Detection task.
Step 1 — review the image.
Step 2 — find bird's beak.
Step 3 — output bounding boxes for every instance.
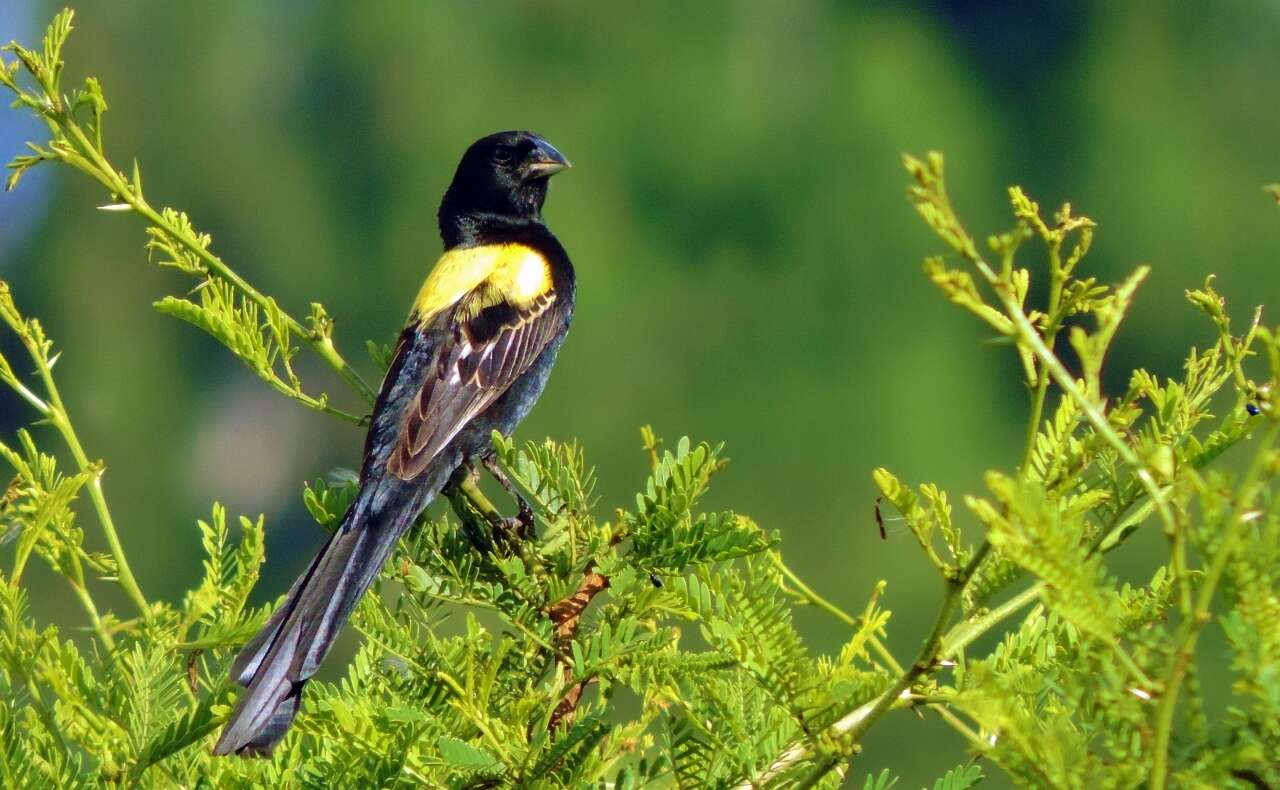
[523,138,571,178]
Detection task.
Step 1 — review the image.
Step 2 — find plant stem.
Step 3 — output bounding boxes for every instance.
[919,183,1176,542]
[792,755,847,790]
[1022,373,1051,473]
[929,703,989,755]
[1020,239,1065,475]
[65,552,115,650]
[846,542,991,743]
[123,203,377,406]
[775,554,1036,768]
[1148,418,1280,790]
[451,470,504,523]
[774,557,906,674]
[967,248,1174,517]
[258,375,366,425]
[940,582,1043,658]
[746,542,992,786]
[774,555,855,626]
[432,670,513,762]
[2,375,50,414]
[42,104,377,406]
[0,290,151,621]
[45,405,150,620]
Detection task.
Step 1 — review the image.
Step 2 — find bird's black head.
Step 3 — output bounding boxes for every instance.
[438,131,570,246]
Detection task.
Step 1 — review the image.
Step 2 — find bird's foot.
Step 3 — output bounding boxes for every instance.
[481,453,536,539]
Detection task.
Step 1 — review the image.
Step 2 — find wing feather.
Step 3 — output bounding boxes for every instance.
[386,283,563,481]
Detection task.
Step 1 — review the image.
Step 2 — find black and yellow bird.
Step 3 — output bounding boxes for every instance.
[214,131,574,756]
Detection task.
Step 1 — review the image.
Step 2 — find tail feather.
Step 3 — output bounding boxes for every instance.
[214,487,426,756]
[229,545,324,686]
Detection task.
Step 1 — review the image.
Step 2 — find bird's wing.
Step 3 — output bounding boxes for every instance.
[387,249,563,480]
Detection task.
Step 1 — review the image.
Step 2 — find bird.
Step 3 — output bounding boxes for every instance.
[213,131,574,756]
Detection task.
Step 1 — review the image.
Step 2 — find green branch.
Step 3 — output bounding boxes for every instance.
[750,542,993,786]
[909,156,1176,542]
[1148,418,1280,790]
[0,14,377,410]
[0,283,149,622]
[38,358,151,621]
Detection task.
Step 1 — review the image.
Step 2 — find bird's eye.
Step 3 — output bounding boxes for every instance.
[492,147,514,166]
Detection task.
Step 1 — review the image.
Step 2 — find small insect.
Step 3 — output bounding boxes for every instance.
[649,573,663,589]
[873,495,909,540]
[1246,402,1261,416]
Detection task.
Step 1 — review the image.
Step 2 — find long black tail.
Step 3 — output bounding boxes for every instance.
[213,484,428,756]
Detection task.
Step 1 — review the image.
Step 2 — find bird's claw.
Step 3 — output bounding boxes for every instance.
[513,495,536,539]
[480,453,536,539]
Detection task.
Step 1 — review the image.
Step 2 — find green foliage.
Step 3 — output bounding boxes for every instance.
[154,281,347,421]
[932,763,983,790]
[0,9,375,417]
[894,152,1280,788]
[1,9,1280,788]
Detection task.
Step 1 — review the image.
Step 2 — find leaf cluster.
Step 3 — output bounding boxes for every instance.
[877,152,1280,788]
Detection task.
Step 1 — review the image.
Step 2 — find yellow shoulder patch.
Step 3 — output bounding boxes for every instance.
[411,244,552,322]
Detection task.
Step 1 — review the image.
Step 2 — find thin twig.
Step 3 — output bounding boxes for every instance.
[0,286,149,621]
[43,384,150,620]
[0,66,377,406]
[1148,419,1280,789]
[547,567,609,731]
[745,542,992,786]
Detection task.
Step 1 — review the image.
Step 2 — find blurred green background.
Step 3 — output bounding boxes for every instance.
[2,2,1278,784]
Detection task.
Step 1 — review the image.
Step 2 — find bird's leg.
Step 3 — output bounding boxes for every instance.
[480,453,536,539]
[443,461,495,552]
